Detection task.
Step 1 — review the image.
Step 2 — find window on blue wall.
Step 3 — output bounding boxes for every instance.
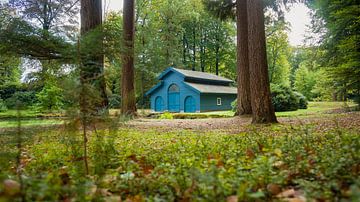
[169,84,180,92]
[217,98,222,106]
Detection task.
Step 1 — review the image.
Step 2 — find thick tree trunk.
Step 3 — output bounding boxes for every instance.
[80,0,108,113]
[247,0,277,123]
[121,0,137,115]
[236,0,252,116]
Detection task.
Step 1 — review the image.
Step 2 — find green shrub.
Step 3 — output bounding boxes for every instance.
[159,111,173,119]
[231,99,237,112]
[271,84,300,112]
[108,94,121,109]
[36,84,64,111]
[5,91,37,109]
[0,99,7,112]
[231,85,308,112]
[294,92,308,109]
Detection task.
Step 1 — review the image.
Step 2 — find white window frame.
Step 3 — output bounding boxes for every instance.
[217,97,222,106]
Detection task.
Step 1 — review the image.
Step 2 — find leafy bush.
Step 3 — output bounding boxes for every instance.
[231,85,308,112]
[0,99,7,112]
[271,84,302,112]
[5,91,37,109]
[231,99,237,112]
[108,94,121,109]
[159,111,173,119]
[36,84,64,111]
[294,92,308,109]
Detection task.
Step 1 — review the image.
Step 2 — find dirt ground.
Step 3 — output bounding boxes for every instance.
[126,112,360,134]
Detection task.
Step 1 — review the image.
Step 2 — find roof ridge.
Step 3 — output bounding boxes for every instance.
[171,67,233,82]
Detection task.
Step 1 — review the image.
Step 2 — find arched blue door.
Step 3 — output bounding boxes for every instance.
[184,96,196,113]
[155,96,164,112]
[168,84,180,112]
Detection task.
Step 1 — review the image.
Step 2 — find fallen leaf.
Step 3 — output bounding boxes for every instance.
[226,195,238,202]
[3,179,21,196]
[277,189,296,198]
[267,183,281,195]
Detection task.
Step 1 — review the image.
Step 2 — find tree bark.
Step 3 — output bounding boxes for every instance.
[247,0,277,123]
[121,0,137,115]
[236,0,252,116]
[80,0,108,113]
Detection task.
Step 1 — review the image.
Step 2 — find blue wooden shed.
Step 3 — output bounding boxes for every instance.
[145,67,237,113]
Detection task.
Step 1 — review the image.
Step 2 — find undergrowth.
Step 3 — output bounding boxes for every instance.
[0,123,359,201]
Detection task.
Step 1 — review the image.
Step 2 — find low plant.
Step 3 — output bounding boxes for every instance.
[159,111,174,119]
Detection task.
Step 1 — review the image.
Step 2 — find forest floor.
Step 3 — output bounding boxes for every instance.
[0,102,359,201]
[127,111,360,134]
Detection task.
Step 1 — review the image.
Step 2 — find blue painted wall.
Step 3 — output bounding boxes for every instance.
[200,94,237,112]
[150,71,200,112]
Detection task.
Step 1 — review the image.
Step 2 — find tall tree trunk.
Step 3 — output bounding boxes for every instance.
[80,0,108,113]
[121,0,137,115]
[236,0,252,116]
[247,0,277,124]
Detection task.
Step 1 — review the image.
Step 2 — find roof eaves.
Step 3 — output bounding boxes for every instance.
[145,81,164,96]
[182,82,201,94]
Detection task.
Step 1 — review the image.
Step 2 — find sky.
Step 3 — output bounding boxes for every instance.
[104,0,312,47]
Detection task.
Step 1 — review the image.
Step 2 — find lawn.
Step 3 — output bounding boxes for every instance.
[169,101,356,118]
[0,118,64,128]
[0,102,354,129]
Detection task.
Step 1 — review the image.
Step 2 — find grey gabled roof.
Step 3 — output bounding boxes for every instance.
[162,68,233,83]
[185,82,237,94]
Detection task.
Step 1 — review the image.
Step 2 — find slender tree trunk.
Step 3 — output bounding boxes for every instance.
[200,28,205,72]
[183,34,187,65]
[236,0,252,116]
[215,45,219,76]
[247,0,277,124]
[121,0,137,115]
[80,0,108,112]
[215,27,220,76]
[192,26,196,71]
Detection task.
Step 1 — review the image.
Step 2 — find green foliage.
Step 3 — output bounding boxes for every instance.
[5,91,37,109]
[231,99,237,112]
[266,21,291,85]
[271,84,300,112]
[159,111,174,119]
[108,94,121,109]
[294,65,317,100]
[0,98,7,112]
[307,0,360,102]
[294,92,308,109]
[1,123,359,201]
[36,83,63,111]
[232,85,309,112]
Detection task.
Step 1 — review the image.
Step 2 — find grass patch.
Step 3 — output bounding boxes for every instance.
[0,109,64,119]
[0,119,64,128]
[276,101,355,117]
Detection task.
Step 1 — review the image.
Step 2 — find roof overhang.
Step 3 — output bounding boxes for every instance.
[145,81,164,96]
